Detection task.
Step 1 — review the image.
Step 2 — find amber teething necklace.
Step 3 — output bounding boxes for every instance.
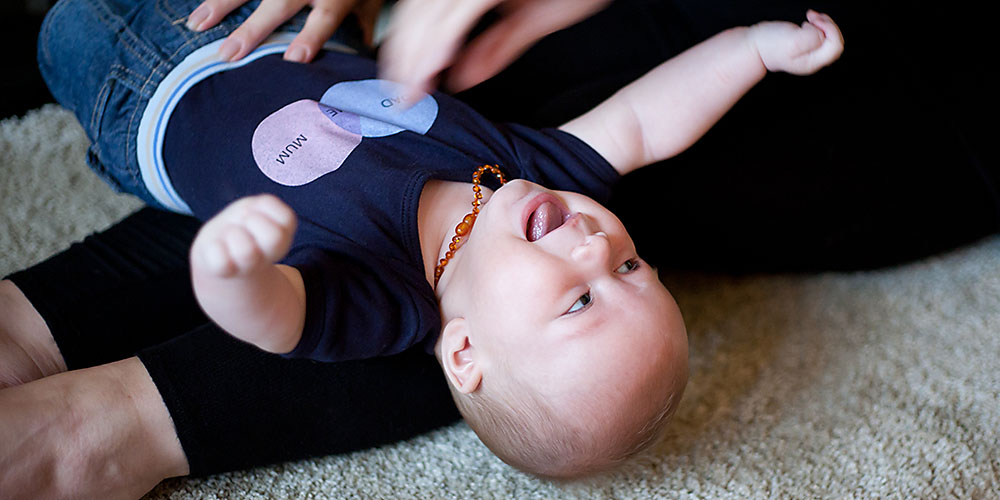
[433,164,507,288]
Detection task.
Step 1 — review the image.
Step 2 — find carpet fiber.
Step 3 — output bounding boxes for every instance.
[2,105,998,499]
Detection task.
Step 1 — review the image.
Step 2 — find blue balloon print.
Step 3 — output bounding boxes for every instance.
[320,79,438,138]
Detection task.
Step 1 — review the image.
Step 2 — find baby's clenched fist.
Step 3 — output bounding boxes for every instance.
[191,194,297,278]
[750,10,844,75]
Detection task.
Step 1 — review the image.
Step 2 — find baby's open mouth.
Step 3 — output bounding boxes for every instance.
[525,200,570,242]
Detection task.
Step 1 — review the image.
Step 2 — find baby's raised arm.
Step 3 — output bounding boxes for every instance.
[190,194,307,354]
[561,10,843,175]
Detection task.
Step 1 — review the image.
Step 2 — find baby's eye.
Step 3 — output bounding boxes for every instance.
[616,258,640,274]
[567,292,592,314]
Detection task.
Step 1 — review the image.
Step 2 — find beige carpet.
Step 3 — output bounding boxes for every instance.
[2,105,998,499]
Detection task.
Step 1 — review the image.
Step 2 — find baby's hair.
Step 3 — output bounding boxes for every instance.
[450,370,681,479]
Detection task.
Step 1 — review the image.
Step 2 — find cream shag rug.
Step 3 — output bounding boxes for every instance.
[2,105,998,499]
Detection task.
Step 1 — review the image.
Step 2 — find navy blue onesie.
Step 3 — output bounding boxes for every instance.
[153,45,619,361]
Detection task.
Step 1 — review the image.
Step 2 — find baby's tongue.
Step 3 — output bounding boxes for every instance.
[527,201,564,242]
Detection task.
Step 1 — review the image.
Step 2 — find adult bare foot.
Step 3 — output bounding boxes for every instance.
[0,357,190,499]
[0,279,67,388]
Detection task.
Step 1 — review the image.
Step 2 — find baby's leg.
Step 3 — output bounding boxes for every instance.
[0,281,66,388]
[0,357,188,499]
[37,0,238,206]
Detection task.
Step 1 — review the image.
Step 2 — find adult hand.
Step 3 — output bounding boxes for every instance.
[379,0,611,98]
[186,0,382,62]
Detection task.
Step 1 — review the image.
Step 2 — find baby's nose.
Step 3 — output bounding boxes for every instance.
[570,231,611,267]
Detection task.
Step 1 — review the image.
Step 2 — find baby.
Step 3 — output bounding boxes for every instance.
[48,2,842,478]
[190,10,842,476]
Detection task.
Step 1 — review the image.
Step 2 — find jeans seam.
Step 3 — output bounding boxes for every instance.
[109,64,149,94]
[88,79,112,139]
[155,0,192,32]
[103,64,148,189]
[85,0,165,85]
[126,93,145,188]
[118,35,166,91]
[132,9,180,192]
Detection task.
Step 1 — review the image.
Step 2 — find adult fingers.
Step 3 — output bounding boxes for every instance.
[379,0,502,100]
[187,0,253,32]
[351,0,383,46]
[218,0,311,61]
[442,6,540,92]
[285,0,354,62]
[445,0,610,92]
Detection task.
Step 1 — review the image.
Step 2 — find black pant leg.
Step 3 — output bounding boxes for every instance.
[7,207,460,475]
[139,324,458,476]
[6,208,207,368]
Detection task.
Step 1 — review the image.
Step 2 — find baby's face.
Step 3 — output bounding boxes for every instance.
[443,179,688,408]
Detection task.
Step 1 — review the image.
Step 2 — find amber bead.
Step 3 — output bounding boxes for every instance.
[434,164,507,288]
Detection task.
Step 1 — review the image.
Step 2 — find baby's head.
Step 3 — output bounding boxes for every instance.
[435,179,689,478]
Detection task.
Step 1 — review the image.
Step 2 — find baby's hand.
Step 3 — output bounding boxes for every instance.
[750,10,844,75]
[191,194,297,278]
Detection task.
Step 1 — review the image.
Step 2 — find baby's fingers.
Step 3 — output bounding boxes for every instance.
[804,10,844,67]
[218,225,264,275]
[195,224,263,278]
[196,195,297,277]
[198,235,240,277]
[245,194,297,231]
[241,199,297,262]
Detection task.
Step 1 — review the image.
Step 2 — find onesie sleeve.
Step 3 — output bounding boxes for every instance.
[280,247,441,361]
[502,123,621,205]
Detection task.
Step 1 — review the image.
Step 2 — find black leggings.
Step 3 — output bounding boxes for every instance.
[6,208,459,474]
[10,0,995,476]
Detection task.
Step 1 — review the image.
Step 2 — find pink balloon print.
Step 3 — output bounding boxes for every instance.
[251,100,362,186]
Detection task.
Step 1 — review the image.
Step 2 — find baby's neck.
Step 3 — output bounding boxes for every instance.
[417,180,494,294]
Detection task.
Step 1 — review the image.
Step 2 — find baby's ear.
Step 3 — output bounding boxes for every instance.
[439,317,482,394]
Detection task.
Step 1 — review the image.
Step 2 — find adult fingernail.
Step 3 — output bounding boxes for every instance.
[218,38,242,61]
[284,45,309,63]
[186,5,210,31]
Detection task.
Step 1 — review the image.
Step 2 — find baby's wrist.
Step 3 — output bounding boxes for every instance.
[742,24,769,73]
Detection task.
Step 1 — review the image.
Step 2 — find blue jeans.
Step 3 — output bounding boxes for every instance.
[38,0,367,208]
